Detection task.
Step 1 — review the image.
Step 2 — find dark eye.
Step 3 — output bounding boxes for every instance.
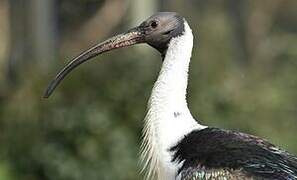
[150,21,158,29]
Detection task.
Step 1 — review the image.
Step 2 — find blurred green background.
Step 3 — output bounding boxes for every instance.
[0,0,296,179]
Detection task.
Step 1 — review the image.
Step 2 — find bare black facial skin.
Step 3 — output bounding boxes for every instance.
[138,12,185,55]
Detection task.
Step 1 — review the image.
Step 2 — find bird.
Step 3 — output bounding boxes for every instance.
[44,12,297,180]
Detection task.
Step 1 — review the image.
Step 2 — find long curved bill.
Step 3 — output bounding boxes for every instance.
[44,27,145,98]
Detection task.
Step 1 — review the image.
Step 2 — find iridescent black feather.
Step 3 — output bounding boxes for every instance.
[171,128,297,180]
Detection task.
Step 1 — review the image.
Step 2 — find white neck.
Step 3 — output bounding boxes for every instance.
[140,21,206,180]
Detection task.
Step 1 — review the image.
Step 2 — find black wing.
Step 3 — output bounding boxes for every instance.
[171,128,297,180]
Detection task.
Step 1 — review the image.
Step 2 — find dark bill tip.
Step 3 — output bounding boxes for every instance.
[44,81,55,98]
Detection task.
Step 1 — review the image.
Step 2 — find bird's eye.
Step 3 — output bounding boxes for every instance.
[150,21,158,29]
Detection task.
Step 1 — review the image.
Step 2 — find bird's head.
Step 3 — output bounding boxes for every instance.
[139,12,184,54]
[44,12,185,98]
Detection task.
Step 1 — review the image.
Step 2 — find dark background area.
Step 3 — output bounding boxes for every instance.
[0,0,296,179]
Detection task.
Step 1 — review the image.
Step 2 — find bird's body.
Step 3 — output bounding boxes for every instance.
[172,128,297,180]
[140,15,297,180]
[45,12,297,180]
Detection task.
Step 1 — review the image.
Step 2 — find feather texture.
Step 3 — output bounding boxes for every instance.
[171,128,297,180]
[140,21,205,180]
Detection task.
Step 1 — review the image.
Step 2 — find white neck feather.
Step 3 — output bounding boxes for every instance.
[140,21,206,180]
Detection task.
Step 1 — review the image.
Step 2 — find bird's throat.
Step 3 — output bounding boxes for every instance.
[141,22,205,180]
